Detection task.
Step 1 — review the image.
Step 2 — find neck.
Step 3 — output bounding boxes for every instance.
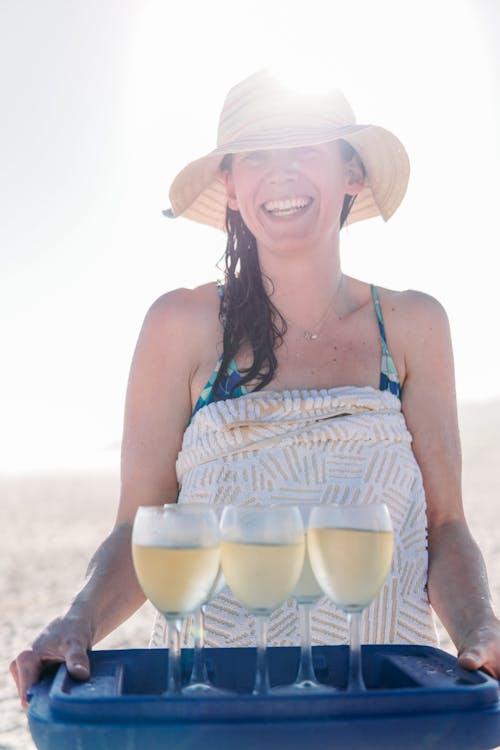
[257,239,345,323]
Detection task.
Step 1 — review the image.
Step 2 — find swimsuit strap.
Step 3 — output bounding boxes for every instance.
[371,284,401,398]
[191,355,247,418]
[190,283,247,419]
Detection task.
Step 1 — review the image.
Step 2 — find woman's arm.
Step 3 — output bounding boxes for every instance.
[398,291,500,677]
[10,289,202,706]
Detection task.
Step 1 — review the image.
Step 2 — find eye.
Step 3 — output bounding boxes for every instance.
[242,150,268,165]
[294,146,321,159]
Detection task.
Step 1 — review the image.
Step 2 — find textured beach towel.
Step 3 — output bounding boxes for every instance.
[150,386,438,648]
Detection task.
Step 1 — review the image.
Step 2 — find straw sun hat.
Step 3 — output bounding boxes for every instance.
[165,69,409,230]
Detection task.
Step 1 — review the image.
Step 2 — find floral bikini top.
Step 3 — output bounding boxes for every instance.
[191,284,401,418]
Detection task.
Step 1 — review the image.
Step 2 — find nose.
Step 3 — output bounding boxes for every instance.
[265,150,300,184]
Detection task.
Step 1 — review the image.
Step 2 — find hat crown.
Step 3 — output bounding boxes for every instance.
[217,69,356,150]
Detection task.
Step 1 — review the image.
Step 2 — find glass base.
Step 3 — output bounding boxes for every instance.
[271,679,337,694]
[183,681,231,696]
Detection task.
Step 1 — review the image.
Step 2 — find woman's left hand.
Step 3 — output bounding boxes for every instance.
[458,619,500,679]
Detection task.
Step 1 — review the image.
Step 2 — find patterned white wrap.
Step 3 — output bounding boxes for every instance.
[150,386,438,648]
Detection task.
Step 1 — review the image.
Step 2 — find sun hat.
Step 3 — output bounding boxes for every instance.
[165,69,409,230]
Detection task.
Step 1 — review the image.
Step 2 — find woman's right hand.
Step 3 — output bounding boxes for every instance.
[10,611,93,710]
[9,521,150,710]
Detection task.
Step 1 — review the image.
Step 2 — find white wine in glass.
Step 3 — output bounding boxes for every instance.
[220,505,305,695]
[132,505,220,695]
[308,503,393,691]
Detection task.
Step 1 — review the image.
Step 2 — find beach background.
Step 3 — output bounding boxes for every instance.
[1,399,499,749]
[2,0,500,747]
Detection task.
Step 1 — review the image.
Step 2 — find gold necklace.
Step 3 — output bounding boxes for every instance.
[303,298,335,341]
[283,283,341,342]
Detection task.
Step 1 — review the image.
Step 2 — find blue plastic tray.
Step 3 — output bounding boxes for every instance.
[28,645,500,750]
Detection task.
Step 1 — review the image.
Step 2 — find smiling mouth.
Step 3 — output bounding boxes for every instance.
[263,197,312,217]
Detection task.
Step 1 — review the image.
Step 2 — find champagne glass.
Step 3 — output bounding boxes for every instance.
[308,503,393,691]
[132,505,220,695]
[220,505,305,696]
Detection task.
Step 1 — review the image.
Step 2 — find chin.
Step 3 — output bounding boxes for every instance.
[262,236,316,256]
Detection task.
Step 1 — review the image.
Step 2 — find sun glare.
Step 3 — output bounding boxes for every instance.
[269,60,342,97]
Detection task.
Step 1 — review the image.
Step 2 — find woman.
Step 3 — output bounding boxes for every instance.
[11,69,500,707]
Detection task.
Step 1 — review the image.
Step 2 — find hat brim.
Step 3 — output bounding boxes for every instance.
[167,124,409,231]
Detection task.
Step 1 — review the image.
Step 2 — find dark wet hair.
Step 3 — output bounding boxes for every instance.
[212,141,363,396]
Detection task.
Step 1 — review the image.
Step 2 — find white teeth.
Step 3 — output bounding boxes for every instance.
[264,197,311,216]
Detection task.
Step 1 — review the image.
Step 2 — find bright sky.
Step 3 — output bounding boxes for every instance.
[1,0,499,472]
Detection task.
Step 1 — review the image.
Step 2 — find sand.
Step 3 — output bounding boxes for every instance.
[1,400,499,749]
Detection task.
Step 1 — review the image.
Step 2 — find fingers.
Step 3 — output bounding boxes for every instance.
[458,649,482,671]
[456,620,500,679]
[10,650,47,711]
[10,635,92,709]
[65,648,91,680]
[458,644,500,679]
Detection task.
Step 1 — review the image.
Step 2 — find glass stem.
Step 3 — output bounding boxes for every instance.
[295,602,317,686]
[189,605,209,685]
[166,617,183,695]
[347,611,366,691]
[253,615,271,696]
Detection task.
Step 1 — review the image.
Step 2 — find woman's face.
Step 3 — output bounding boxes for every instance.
[223,142,364,256]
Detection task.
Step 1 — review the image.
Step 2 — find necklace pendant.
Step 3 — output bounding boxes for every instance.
[304,331,319,341]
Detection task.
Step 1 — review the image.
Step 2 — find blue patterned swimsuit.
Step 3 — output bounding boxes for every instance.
[191,283,400,418]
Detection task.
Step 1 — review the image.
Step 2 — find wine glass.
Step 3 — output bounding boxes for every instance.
[220,505,305,695]
[308,503,393,691]
[184,565,227,693]
[286,504,328,691]
[132,504,220,695]
[184,504,227,694]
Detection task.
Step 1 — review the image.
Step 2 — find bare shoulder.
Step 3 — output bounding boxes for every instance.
[146,282,219,326]
[141,282,220,346]
[376,286,448,318]
[366,285,453,392]
[375,286,450,341]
